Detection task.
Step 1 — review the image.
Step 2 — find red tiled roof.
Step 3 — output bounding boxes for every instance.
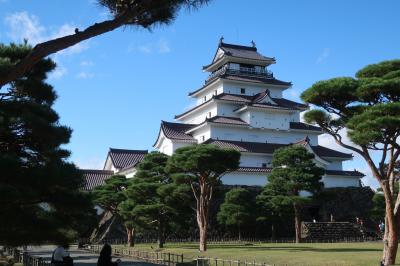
[81,169,113,191]
[108,148,148,170]
[204,139,352,159]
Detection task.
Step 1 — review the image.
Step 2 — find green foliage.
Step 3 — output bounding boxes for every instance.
[301,59,400,149]
[121,152,192,245]
[98,0,210,28]
[0,43,96,246]
[166,144,240,251]
[259,146,324,241]
[346,103,400,146]
[217,188,255,237]
[370,193,385,222]
[92,175,128,214]
[266,146,324,202]
[166,144,241,183]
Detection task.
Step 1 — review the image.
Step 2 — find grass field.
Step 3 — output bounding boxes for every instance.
[127,242,399,266]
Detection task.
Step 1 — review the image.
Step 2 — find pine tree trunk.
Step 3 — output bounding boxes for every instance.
[382,183,399,265]
[126,227,135,247]
[196,180,210,252]
[158,220,165,249]
[293,203,302,244]
[199,223,207,252]
[238,225,241,241]
[271,223,276,240]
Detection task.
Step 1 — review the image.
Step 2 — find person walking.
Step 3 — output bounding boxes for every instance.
[51,244,73,266]
[97,244,121,266]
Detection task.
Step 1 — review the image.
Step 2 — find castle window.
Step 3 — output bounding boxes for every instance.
[201,135,205,142]
[204,96,207,102]
[208,112,211,118]
[214,90,217,96]
[240,88,246,94]
[262,163,267,168]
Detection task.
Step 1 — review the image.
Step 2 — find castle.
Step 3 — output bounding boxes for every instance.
[82,40,363,190]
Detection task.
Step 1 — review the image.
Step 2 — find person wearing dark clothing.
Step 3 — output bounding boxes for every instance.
[97,244,121,266]
[51,244,73,266]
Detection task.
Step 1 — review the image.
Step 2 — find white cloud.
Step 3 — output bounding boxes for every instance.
[129,38,171,54]
[138,45,152,54]
[158,39,171,53]
[5,12,45,45]
[75,157,104,170]
[4,11,88,53]
[49,64,68,80]
[76,71,94,79]
[4,11,90,80]
[316,48,330,64]
[80,60,94,67]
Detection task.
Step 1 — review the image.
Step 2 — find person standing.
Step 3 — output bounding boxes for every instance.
[97,244,121,266]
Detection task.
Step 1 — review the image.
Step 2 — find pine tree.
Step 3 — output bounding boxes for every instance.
[91,175,134,245]
[301,59,400,264]
[259,146,324,243]
[217,188,255,240]
[166,144,240,251]
[0,43,96,246]
[123,152,192,248]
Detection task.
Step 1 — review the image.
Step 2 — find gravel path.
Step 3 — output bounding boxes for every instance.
[25,245,157,266]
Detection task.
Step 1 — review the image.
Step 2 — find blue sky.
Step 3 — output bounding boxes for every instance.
[1,0,399,188]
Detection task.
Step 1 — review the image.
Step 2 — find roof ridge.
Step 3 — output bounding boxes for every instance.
[219,42,257,51]
[109,148,148,153]
[80,169,114,173]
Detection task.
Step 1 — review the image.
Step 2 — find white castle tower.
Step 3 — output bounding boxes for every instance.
[154,39,364,188]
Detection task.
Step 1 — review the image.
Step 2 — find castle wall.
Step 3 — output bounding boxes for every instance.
[222,81,285,98]
[209,125,319,145]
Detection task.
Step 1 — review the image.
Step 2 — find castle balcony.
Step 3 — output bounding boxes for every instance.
[206,65,274,84]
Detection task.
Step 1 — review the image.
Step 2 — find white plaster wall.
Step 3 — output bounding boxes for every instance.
[221,81,285,98]
[239,154,272,167]
[210,125,319,145]
[217,102,242,117]
[192,125,211,143]
[103,156,116,172]
[289,112,301,122]
[221,172,268,186]
[171,142,194,153]
[322,176,360,188]
[179,103,218,124]
[240,111,251,124]
[248,110,291,130]
[196,83,223,105]
[159,138,174,155]
[325,160,343,170]
[222,172,360,188]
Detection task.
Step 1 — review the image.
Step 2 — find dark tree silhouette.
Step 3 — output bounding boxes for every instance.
[0,43,96,246]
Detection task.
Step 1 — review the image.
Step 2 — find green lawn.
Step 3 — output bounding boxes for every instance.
[123,242,398,266]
